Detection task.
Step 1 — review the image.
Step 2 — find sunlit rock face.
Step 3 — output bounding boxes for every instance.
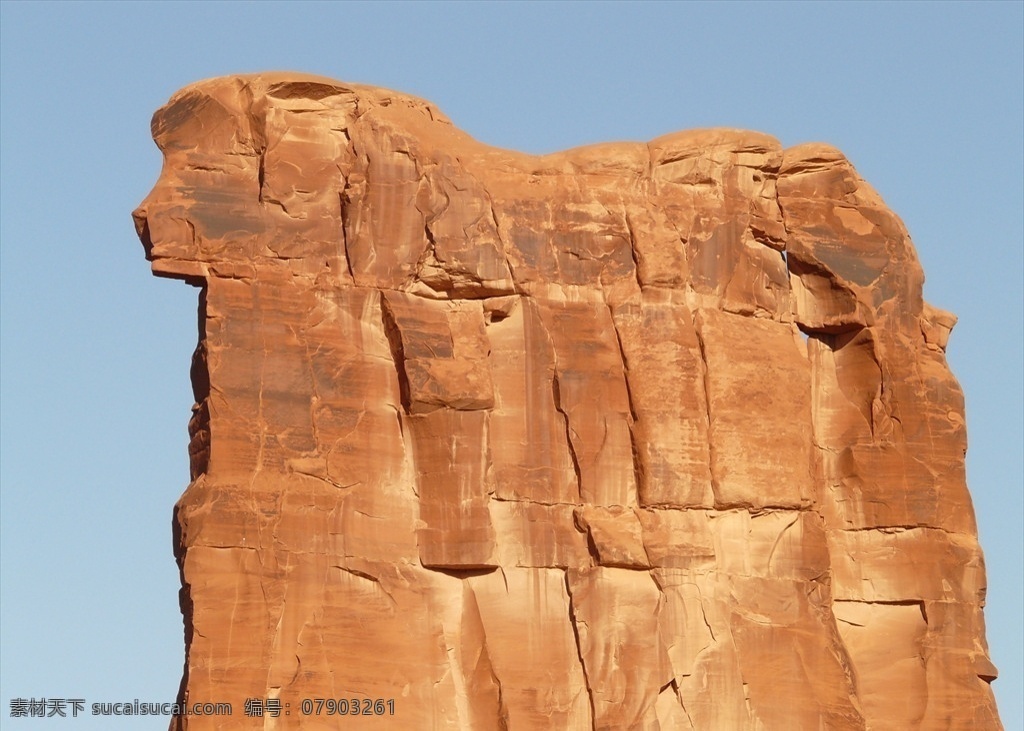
[135,73,1001,730]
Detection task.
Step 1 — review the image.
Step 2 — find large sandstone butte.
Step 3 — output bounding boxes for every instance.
[134,73,1001,730]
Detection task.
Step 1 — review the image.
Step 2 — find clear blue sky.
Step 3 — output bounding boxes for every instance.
[1,2,1021,728]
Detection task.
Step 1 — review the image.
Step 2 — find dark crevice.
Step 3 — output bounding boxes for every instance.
[491,668,510,731]
[257,149,266,203]
[332,565,397,605]
[338,187,356,282]
[379,295,412,414]
[425,566,498,579]
[692,318,720,506]
[834,598,929,626]
[490,494,578,508]
[572,513,601,564]
[564,572,597,731]
[608,306,645,506]
[551,372,584,502]
[839,523,955,535]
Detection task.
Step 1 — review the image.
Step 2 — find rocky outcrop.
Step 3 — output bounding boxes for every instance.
[134,73,1001,729]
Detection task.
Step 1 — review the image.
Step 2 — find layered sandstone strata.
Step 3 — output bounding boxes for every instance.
[134,73,1001,730]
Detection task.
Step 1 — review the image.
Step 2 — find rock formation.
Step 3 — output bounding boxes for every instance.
[134,73,1001,730]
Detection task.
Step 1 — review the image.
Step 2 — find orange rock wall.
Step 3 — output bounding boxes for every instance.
[135,73,1001,729]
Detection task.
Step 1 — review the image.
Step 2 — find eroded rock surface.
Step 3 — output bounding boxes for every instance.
[135,73,1001,730]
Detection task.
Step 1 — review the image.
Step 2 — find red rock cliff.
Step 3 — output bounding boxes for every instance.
[134,73,1001,730]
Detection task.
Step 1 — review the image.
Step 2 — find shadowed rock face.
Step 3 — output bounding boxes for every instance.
[134,73,1001,730]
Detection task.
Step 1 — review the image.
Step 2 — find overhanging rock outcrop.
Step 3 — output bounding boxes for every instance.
[134,73,1001,730]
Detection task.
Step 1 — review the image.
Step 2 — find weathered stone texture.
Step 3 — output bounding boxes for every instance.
[135,73,1001,729]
